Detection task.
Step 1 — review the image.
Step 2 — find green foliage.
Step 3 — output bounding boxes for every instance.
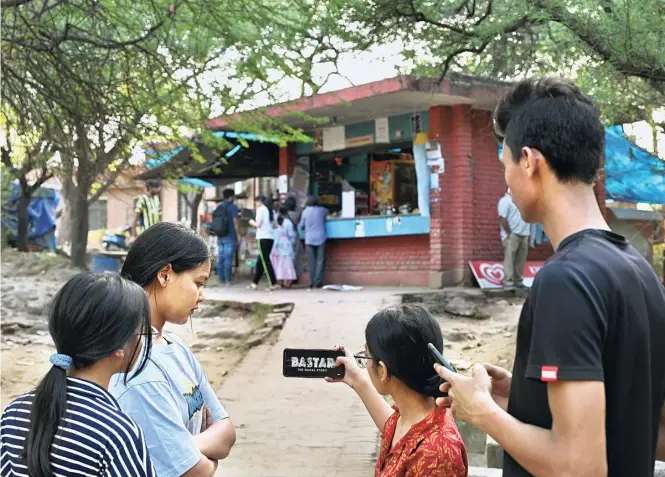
[2,0,357,264]
[0,164,13,248]
[654,243,663,281]
[339,0,665,126]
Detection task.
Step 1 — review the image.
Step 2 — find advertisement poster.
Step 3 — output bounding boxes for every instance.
[468,261,545,289]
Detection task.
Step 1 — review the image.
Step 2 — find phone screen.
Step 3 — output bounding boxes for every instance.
[283,348,345,379]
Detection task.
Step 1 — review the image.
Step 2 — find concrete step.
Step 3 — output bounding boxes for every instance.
[469,456,665,476]
[455,419,487,454]
[655,460,665,477]
[485,434,503,469]
[469,467,502,477]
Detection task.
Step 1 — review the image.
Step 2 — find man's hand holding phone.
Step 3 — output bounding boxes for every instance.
[483,364,512,412]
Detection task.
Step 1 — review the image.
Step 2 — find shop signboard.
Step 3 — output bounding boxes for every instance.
[375,117,389,143]
[323,126,345,152]
[468,261,545,289]
[345,135,374,148]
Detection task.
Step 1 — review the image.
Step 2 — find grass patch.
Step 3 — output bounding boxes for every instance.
[249,302,274,329]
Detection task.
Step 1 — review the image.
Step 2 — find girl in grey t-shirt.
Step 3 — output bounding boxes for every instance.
[110,223,236,477]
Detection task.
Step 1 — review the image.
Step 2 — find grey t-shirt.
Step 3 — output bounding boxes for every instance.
[299,205,328,246]
[110,334,229,477]
[498,193,530,239]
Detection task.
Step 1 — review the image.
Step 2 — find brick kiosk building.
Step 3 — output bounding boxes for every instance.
[208,75,607,288]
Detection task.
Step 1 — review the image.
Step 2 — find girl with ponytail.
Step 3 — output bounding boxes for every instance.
[0,272,155,477]
[327,304,468,477]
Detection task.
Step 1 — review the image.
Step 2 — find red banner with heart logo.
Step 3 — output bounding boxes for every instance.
[468,261,545,289]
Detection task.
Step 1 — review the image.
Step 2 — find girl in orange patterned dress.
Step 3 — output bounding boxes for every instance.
[327,304,468,477]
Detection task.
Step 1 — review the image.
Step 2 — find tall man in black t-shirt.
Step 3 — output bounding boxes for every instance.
[435,77,665,477]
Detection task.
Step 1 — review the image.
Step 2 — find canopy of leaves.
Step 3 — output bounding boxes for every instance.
[338,0,665,128]
[1,0,359,192]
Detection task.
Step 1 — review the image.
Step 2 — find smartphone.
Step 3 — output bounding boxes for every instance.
[427,343,457,374]
[283,348,345,379]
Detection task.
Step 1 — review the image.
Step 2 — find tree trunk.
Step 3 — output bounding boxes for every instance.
[69,187,90,269]
[15,193,31,252]
[190,190,203,230]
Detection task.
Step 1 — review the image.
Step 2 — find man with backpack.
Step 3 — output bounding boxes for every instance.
[212,189,239,286]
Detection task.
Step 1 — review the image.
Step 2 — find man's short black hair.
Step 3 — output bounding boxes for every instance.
[222,188,234,200]
[145,179,162,189]
[493,76,604,185]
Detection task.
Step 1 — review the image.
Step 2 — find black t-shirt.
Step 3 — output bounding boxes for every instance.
[505,229,665,477]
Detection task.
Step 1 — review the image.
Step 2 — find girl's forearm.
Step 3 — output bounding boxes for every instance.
[194,419,237,460]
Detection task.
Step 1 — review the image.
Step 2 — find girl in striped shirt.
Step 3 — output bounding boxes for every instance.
[0,273,155,477]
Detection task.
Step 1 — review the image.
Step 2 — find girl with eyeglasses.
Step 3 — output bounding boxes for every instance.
[327,304,468,477]
[0,273,155,477]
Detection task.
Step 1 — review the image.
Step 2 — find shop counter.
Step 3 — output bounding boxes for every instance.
[299,214,430,240]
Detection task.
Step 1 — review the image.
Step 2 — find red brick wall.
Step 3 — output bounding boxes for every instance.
[319,235,431,287]
[429,104,477,284]
[470,109,554,262]
[428,105,453,283]
[279,144,296,176]
[471,110,504,261]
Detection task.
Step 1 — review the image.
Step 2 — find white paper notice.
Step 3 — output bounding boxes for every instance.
[322,127,334,152]
[278,175,288,194]
[322,126,345,152]
[341,191,355,218]
[426,141,445,172]
[386,219,393,233]
[375,117,389,143]
[426,141,442,161]
[355,220,365,238]
[430,172,439,190]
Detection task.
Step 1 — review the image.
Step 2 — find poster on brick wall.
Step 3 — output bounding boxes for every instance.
[469,261,545,289]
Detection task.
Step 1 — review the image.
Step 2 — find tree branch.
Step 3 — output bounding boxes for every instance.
[29,165,53,194]
[534,0,665,82]
[1,0,35,7]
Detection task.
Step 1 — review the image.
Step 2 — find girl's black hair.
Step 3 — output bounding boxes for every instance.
[365,304,446,398]
[277,205,291,226]
[25,273,152,477]
[255,195,274,222]
[283,195,297,212]
[121,222,211,287]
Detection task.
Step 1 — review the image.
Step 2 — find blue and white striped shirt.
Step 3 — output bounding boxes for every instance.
[1,377,156,477]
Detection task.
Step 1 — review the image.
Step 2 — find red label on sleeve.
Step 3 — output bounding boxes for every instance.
[541,366,559,382]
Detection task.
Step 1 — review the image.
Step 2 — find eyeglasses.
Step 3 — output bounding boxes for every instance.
[353,350,375,369]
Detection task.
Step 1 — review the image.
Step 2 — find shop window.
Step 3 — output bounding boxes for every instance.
[311,150,416,217]
[178,191,197,223]
[88,200,108,231]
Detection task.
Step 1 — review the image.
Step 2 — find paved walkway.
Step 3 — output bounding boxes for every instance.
[206,285,413,477]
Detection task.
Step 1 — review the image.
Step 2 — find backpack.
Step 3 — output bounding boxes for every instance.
[211,201,231,237]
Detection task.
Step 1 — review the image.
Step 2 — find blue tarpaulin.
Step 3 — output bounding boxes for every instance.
[1,182,60,250]
[604,125,665,205]
[178,178,215,188]
[145,131,277,169]
[498,126,665,205]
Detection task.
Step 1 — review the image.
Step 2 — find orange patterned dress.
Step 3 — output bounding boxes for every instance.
[375,405,468,477]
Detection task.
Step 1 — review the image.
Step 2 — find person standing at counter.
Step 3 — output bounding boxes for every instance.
[299,196,328,289]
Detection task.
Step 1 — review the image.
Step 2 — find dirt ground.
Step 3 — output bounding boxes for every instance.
[403,289,524,371]
[1,250,524,409]
[0,250,284,408]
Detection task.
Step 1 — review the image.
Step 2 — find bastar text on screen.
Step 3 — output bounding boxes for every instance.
[291,357,336,370]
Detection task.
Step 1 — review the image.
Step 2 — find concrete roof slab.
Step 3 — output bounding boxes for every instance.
[208,74,511,130]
